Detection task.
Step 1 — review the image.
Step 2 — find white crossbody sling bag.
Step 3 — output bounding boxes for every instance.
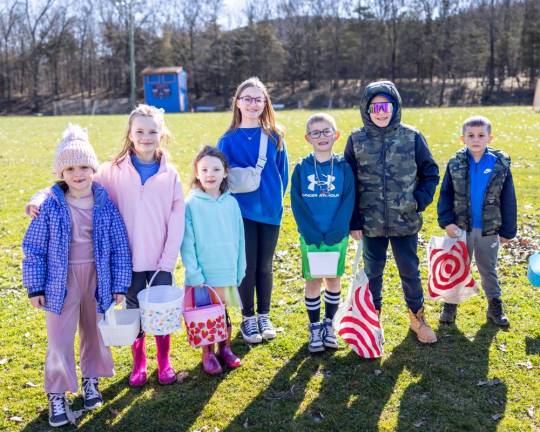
[228,132,268,193]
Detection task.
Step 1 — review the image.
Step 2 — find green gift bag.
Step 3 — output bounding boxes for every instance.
[300,236,348,280]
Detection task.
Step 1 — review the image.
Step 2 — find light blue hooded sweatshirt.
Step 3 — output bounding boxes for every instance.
[181,188,246,287]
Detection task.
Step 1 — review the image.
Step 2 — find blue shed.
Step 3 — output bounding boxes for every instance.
[142,66,188,113]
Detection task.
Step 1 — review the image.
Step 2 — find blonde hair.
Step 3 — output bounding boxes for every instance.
[227,77,284,150]
[114,104,171,163]
[305,113,337,134]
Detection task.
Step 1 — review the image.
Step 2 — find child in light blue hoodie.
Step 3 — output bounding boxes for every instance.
[181,146,246,375]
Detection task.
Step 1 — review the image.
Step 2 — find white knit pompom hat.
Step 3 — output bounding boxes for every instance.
[54,124,99,178]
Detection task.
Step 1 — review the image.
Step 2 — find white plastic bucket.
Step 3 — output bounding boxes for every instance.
[98,304,140,347]
[137,271,184,336]
[307,251,340,278]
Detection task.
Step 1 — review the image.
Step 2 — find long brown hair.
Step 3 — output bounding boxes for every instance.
[113,104,171,164]
[227,77,284,150]
[191,145,229,194]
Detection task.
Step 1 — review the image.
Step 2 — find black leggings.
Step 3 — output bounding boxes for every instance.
[239,218,280,317]
[126,270,173,309]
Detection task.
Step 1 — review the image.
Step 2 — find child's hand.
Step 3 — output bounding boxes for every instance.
[499,237,510,245]
[114,293,126,305]
[445,224,462,238]
[30,295,45,308]
[350,230,363,241]
[26,204,40,219]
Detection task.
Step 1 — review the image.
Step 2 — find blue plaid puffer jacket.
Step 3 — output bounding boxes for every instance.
[22,182,132,315]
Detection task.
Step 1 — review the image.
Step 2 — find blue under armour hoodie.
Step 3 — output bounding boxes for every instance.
[291,154,355,246]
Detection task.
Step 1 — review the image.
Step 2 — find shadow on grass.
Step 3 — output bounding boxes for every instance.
[20,333,252,432]
[18,322,508,431]
[525,336,540,355]
[225,322,507,431]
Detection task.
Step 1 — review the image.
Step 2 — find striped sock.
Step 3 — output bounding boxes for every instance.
[305,296,321,323]
[324,290,341,320]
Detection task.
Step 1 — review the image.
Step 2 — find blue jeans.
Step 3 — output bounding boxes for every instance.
[363,234,424,313]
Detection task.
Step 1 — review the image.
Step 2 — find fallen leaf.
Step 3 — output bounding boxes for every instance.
[25,382,38,388]
[109,407,120,417]
[517,360,533,370]
[275,327,285,333]
[527,407,534,419]
[243,417,250,428]
[489,378,502,386]
[477,378,501,387]
[374,369,383,376]
[414,419,425,428]
[176,371,189,383]
[9,416,23,423]
[0,358,8,365]
[498,344,507,352]
[491,413,502,421]
[312,411,324,422]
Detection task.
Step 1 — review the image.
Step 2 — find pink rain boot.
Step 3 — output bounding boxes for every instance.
[217,325,241,369]
[202,344,223,375]
[129,335,147,387]
[155,335,177,385]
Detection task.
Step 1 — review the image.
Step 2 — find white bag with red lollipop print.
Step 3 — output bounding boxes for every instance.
[427,231,478,304]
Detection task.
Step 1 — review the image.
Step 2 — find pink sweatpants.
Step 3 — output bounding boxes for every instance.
[44,262,114,393]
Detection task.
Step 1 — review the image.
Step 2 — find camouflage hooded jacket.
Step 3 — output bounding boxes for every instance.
[344,81,440,237]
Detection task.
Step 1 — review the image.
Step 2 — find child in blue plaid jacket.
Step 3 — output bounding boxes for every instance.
[22,125,132,428]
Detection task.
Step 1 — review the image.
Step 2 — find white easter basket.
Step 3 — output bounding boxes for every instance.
[98,303,141,347]
[137,271,184,336]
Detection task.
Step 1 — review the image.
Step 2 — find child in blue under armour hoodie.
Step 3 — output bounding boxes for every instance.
[291,113,355,354]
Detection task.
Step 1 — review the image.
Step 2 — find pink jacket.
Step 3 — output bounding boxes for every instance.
[96,154,185,272]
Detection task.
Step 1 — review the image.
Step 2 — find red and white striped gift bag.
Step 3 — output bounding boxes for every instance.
[427,232,478,304]
[335,241,383,359]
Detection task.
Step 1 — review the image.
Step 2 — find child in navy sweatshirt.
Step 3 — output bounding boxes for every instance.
[291,113,355,353]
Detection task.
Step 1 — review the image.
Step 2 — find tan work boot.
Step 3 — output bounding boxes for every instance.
[408,307,437,344]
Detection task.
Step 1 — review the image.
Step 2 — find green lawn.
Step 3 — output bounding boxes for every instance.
[0,107,539,431]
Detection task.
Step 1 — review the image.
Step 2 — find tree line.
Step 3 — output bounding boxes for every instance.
[0,0,539,113]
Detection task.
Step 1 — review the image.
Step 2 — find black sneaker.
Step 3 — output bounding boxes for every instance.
[240,316,262,344]
[82,377,103,410]
[487,298,510,327]
[439,303,458,324]
[308,322,325,353]
[47,393,69,427]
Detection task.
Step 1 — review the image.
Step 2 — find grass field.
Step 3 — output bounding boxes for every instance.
[0,107,539,431]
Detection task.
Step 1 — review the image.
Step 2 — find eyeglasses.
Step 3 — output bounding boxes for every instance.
[307,128,334,139]
[238,96,265,105]
[368,102,393,114]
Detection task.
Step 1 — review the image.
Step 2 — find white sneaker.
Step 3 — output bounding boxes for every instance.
[240,316,262,344]
[257,314,277,340]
